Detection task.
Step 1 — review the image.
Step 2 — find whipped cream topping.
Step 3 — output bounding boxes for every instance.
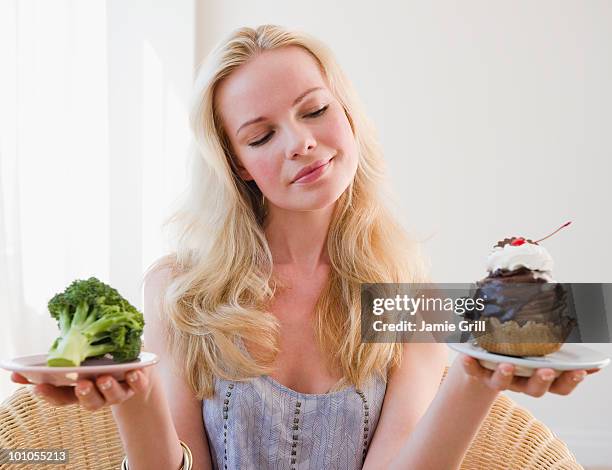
[486,242,554,274]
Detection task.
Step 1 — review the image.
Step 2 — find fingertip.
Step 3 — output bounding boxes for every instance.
[77,380,96,397]
[461,357,478,377]
[137,372,149,392]
[135,371,151,392]
[96,375,113,388]
[126,370,139,384]
[12,373,29,384]
[572,370,587,382]
[499,363,514,376]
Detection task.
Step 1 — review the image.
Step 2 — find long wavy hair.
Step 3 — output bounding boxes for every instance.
[143,24,429,399]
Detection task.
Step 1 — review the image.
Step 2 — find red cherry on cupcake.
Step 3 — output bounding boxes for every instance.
[494,222,572,249]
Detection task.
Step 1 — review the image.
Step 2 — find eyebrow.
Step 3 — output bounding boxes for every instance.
[235,86,324,137]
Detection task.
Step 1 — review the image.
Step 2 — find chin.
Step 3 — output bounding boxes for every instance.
[295,184,350,211]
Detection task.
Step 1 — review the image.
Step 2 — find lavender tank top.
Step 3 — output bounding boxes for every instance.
[201,342,387,470]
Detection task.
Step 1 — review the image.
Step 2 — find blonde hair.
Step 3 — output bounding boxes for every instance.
[143,24,429,399]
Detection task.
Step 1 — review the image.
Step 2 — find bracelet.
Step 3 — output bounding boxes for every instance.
[121,440,193,470]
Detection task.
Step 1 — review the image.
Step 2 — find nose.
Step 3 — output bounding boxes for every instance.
[285,123,317,159]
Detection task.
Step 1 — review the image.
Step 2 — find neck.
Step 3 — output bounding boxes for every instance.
[263,202,335,274]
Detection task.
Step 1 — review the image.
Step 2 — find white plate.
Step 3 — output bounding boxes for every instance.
[0,352,159,386]
[448,342,610,378]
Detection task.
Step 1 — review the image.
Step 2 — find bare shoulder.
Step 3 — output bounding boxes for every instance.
[382,342,448,409]
[391,342,448,380]
[143,253,179,298]
[142,254,185,363]
[142,256,177,359]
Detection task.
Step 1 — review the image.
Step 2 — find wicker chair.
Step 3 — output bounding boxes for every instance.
[0,367,582,470]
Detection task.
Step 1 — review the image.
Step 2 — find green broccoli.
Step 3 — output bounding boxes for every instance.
[46,277,145,367]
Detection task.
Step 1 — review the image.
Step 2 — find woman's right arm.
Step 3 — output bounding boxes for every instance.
[111,263,213,470]
[12,264,213,470]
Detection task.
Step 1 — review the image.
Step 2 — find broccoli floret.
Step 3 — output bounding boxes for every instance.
[47,277,145,367]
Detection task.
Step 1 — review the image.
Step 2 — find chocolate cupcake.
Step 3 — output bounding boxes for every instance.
[467,224,576,356]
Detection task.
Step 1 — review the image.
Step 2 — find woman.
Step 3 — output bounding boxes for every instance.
[12,25,595,470]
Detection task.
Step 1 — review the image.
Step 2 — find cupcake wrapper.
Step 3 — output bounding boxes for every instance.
[474,317,565,357]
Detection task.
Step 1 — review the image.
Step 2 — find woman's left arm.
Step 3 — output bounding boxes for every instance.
[364,342,598,470]
[362,342,449,469]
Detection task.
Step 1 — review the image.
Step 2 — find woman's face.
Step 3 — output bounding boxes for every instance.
[215,46,358,212]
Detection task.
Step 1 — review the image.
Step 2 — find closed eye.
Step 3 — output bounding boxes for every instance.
[248,105,330,147]
[305,104,329,118]
[249,132,274,147]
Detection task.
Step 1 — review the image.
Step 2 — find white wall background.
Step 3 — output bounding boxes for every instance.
[0,0,195,403]
[0,0,610,467]
[194,0,611,466]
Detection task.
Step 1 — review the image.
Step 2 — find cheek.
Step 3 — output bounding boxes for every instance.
[243,158,281,189]
[325,109,356,154]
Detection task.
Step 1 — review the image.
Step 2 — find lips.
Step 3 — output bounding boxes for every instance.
[291,157,334,184]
